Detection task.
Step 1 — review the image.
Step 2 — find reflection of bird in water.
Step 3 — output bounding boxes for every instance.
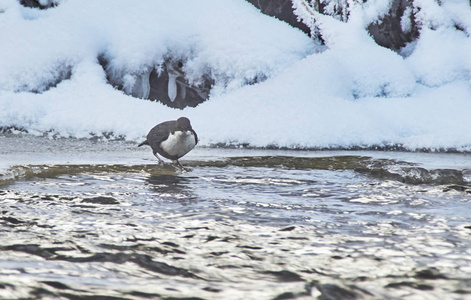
[138,117,198,168]
[146,174,197,203]
[147,175,186,193]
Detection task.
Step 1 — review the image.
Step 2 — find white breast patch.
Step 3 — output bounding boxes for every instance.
[160,131,196,158]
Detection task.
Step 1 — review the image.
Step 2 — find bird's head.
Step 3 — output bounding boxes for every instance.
[176,117,193,132]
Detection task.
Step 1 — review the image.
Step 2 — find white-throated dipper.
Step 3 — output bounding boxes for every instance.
[138,117,197,168]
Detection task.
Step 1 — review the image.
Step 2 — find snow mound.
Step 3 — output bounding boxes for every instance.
[0,0,471,151]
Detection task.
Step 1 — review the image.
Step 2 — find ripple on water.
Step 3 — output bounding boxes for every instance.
[0,156,471,299]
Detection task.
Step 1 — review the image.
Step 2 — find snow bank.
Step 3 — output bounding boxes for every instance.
[0,0,470,151]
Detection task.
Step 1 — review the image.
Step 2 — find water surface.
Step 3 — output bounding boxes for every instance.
[1,136,471,299]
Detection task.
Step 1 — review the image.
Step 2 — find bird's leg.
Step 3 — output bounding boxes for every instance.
[173,160,184,169]
[173,160,191,171]
[153,153,165,164]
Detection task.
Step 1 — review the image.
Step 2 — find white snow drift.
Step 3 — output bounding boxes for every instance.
[0,0,470,150]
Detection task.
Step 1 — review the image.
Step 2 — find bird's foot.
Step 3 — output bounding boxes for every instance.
[173,160,191,172]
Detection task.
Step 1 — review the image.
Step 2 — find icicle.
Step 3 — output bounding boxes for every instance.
[166,63,183,102]
[131,69,151,99]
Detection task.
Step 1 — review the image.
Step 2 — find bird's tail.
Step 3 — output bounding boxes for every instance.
[138,140,149,147]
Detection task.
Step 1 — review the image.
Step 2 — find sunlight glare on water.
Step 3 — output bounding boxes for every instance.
[1,137,471,299]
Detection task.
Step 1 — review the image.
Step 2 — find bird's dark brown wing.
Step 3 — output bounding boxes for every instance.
[146,120,175,149]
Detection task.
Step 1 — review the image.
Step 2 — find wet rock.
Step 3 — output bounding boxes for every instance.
[81,196,119,205]
[227,155,369,170]
[357,159,467,185]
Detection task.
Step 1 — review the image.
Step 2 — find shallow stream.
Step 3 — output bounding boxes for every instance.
[1,135,471,299]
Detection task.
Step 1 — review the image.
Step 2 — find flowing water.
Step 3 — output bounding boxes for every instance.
[1,135,471,300]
